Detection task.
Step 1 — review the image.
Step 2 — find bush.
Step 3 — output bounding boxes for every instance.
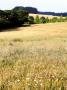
[51,17,58,23]
[35,15,40,24]
[28,16,34,24]
[45,17,49,23]
[58,16,65,22]
[64,17,67,22]
[40,16,46,23]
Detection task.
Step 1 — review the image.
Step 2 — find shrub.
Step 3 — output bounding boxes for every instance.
[35,15,40,24]
[28,16,34,24]
[45,17,49,23]
[40,16,46,23]
[64,17,67,22]
[58,16,65,22]
[51,17,58,23]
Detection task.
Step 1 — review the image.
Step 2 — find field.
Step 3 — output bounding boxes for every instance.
[29,13,60,19]
[0,22,67,90]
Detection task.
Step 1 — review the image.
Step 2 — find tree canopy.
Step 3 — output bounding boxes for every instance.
[0,7,29,30]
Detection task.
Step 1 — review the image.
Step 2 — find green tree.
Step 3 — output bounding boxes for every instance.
[40,16,46,23]
[13,8,28,24]
[28,16,34,24]
[0,18,10,28]
[59,16,64,22]
[51,17,58,23]
[45,17,49,23]
[64,16,67,22]
[0,7,29,30]
[35,15,40,24]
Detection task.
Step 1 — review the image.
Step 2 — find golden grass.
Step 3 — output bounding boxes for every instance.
[0,22,67,90]
[0,22,67,40]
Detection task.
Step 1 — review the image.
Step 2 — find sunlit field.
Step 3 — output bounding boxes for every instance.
[0,22,67,90]
[29,13,60,19]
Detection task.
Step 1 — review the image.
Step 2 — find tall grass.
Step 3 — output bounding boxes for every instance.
[0,40,67,90]
[0,23,67,90]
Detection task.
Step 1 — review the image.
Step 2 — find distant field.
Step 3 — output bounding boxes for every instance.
[0,22,67,90]
[29,13,60,19]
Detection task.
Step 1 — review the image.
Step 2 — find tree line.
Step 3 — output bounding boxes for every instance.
[29,15,67,24]
[0,6,67,30]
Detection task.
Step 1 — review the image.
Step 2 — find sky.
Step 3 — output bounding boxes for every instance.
[0,0,67,12]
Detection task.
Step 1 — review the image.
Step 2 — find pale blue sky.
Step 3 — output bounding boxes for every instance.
[0,0,67,12]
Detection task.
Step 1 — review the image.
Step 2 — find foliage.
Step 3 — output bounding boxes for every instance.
[0,6,67,30]
[58,16,65,22]
[13,6,38,14]
[0,18,10,28]
[28,16,34,24]
[13,6,25,11]
[0,7,29,30]
[25,7,38,14]
[45,17,49,23]
[40,16,46,23]
[50,17,58,23]
[35,15,40,24]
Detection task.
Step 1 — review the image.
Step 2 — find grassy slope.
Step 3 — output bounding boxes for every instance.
[0,22,67,89]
